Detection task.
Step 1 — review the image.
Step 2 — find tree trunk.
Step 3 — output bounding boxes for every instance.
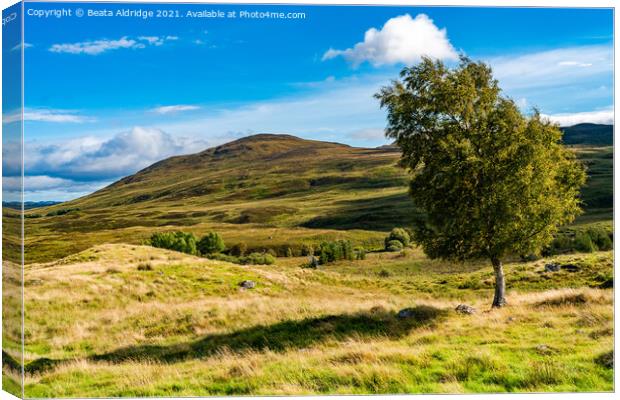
[491,258,507,308]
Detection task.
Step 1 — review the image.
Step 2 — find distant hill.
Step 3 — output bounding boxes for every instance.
[17,133,613,263]
[3,201,61,210]
[561,123,613,145]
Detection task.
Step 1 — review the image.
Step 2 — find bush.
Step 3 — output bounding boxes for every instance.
[386,240,404,252]
[197,232,225,255]
[574,231,596,253]
[354,246,366,260]
[149,232,197,255]
[207,252,276,265]
[587,227,613,251]
[229,242,247,257]
[384,227,410,250]
[317,240,354,265]
[243,252,276,265]
[301,243,314,256]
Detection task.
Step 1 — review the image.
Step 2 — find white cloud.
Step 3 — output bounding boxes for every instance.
[25,127,209,181]
[49,36,144,55]
[557,60,593,67]
[150,105,201,114]
[322,14,458,67]
[3,108,94,124]
[541,109,614,126]
[49,35,177,55]
[489,45,612,90]
[138,36,164,46]
[153,73,391,147]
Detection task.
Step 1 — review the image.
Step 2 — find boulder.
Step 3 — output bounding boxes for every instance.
[239,280,256,289]
[455,304,476,315]
[544,263,561,272]
[397,308,416,319]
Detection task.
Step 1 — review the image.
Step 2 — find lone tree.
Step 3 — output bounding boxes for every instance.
[375,57,586,307]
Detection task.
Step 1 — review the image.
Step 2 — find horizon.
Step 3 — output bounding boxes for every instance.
[1,2,614,201]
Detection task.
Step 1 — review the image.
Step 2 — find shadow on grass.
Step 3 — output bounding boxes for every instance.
[88,306,445,365]
[301,192,420,231]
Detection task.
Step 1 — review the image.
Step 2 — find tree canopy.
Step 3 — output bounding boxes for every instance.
[375,56,586,307]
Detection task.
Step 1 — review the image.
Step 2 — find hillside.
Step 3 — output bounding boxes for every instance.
[20,133,612,263]
[561,124,613,145]
[9,244,613,396]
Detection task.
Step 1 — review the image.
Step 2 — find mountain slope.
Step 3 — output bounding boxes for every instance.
[22,133,612,263]
[561,123,613,145]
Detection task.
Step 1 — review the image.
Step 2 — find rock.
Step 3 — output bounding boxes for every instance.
[239,280,256,289]
[535,344,556,355]
[455,304,476,315]
[397,308,417,319]
[544,263,561,272]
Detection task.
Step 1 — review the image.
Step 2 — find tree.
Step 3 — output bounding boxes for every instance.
[375,57,586,307]
[197,232,225,255]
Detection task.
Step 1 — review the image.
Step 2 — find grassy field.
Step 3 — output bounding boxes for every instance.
[1,135,613,396]
[3,244,611,396]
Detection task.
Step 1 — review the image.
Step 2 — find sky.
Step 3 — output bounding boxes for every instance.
[1,2,614,201]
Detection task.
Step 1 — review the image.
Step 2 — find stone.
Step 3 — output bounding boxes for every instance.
[544,263,561,272]
[535,344,555,355]
[455,304,476,315]
[397,308,417,319]
[239,280,256,289]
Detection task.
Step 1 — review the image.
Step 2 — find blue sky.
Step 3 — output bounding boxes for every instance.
[2,2,614,201]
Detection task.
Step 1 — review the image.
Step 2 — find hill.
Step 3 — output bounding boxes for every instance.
[20,133,612,263]
[561,123,613,145]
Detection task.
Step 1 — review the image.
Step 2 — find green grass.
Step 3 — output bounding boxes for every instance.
[7,244,612,396]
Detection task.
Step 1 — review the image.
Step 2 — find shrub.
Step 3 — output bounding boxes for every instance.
[301,243,314,256]
[354,246,366,260]
[197,232,225,255]
[574,231,596,253]
[384,227,411,249]
[317,240,354,265]
[229,242,247,257]
[207,252,275,265]
[149,232,197,255]
[587,227,613,251]
[243,252,276,265]
[386,240,404,252]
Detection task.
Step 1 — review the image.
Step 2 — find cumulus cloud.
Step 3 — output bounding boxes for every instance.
[322,14,458,67]
[49,35,176,55]
[25,127,209,182]
[3,108,95,124]
[150,105,201,114]
[541,109,614,126]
